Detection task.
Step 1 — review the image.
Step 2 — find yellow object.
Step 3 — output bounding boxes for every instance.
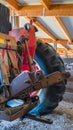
[0,38,4,44]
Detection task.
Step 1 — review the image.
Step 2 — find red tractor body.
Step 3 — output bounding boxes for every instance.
[9,23,36,71]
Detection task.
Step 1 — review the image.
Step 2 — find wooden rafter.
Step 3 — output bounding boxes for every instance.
[57,48,73,53]
[57,39,73,45]
[37,38,55,43]
[4,1,73,16]
[50,4,73,10]
[14,4,73,16]
[4,0,20,10]
[38,38,73,45]
[32,17,56,41]
[16,5,43,16]
[19,5,43,11]
[38,38,70,49]
[61,44,71,50]
[40,0,51,9]
[25,17,73,49]
[54,17,72,42]
[57,48,65,52]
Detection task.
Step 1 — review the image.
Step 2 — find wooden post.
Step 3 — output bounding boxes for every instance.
[15,16,19,28]
[54,42,57,51]
[11,9,15,29]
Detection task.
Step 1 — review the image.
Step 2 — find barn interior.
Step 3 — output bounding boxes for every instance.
[0,0,73,130]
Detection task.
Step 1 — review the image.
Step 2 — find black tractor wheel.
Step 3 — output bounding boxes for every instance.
[29,40,66,115]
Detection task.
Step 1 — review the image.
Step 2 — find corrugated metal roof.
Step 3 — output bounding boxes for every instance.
[51,0,73,4]
[16,0,73,5]
[16,0,41,5]
[61,17,73,38]
[36,16,67,39]
[19,16,73,41]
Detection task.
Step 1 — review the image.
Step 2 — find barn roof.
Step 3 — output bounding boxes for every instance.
[1,0,73,56]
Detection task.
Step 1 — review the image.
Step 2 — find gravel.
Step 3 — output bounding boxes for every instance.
[0,101,73,130]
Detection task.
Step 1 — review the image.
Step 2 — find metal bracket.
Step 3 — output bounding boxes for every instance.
[25,114,53,124]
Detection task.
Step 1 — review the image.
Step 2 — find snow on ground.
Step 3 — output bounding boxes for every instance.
[0,101,73,130]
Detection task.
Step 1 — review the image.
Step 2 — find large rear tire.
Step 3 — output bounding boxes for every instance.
[29,40,66,115]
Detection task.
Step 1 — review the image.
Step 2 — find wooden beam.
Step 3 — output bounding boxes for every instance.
[15,16,19,28]
[19,5,43,11]
[50,4,73,10]
[0,32,16,46]
[57,48,73,53]
[57,48,66,53]
[37,38,73,45]
[15,5,43,16]
[33,18,57,41]
[37,38,55,43]
[38,38,70,49]
[40,0,51,9]
[5,0,20,10]
[61,44,71,50]
[48,4,73,16]
[54,17,72,42]
[16,4,73,16]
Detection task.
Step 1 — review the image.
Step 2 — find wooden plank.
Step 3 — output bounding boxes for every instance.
[54,17,72,42]
[16,4,73,16]
[37,38,54,43]
[40,0,51,9]
[37,38,73,45]
[19,5,43,11]
[0,33,16,46]
[5,0,20,10]
[15,16,19,28]
[37,38,73,49]
[50,4,73,10]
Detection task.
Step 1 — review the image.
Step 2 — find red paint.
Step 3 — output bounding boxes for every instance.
[9,24,36,71]
[9,23,39,97]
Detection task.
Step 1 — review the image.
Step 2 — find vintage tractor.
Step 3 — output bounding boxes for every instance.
[0,4,70,123]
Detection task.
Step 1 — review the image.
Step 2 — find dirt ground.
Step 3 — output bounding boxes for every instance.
[0,101,73,130]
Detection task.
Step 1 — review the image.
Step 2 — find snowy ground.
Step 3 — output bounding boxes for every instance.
[0,101,73,130]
